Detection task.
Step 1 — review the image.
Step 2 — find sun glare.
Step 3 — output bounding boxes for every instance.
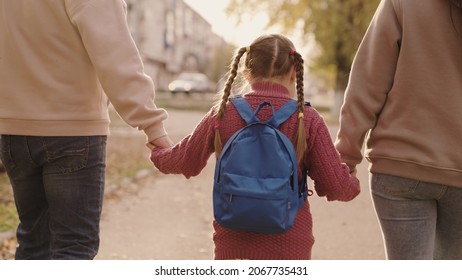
[182,0,274,47]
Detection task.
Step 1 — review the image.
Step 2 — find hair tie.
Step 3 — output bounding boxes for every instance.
[289,49,296,56]
[298,112,304,119]
[246,46,250,53]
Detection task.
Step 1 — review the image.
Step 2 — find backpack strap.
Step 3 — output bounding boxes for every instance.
[230,97,260,125]
[268,99,298,128]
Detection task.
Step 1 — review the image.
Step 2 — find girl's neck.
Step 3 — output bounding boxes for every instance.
[251,78,296,98]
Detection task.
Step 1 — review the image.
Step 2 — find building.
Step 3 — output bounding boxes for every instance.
[125,0,228,91]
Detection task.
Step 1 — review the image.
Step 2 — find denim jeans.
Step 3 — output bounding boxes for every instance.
[0,135,107,259]
[371,173,462,260]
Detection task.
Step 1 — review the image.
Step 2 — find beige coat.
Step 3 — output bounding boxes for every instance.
[336,0,462,188]
[0,0,167,145]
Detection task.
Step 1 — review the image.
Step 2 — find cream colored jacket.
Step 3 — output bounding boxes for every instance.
[336,0,462,188]
[0,0,167,144]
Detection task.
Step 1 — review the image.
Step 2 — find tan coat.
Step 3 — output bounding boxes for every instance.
[336,0,462,188]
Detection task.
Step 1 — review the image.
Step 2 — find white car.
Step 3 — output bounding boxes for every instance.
[168,72,212,94]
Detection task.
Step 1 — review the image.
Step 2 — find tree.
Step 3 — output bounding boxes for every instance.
[226,0,380,115]
[209,42,237,84]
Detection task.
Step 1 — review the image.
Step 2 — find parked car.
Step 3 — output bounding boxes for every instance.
[168,72,212,94]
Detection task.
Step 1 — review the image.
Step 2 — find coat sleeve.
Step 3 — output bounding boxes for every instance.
[151,110,216,178]
[66,0,168,143]
[335,0,401,170]
[304,114,360,201]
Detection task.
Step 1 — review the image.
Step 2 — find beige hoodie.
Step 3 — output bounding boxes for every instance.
[0,0,167,144]
[336,0,462,188]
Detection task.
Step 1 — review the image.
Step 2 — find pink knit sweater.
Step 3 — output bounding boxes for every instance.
[151,82,360,260]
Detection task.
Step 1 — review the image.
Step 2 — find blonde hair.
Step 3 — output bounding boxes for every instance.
[214,34,306,161]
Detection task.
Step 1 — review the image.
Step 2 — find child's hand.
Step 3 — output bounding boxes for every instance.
[349,168,357,177]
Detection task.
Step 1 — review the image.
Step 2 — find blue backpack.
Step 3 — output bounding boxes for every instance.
[213,97,308,234]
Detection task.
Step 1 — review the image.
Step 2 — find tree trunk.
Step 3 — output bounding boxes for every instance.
[330,49,350,119]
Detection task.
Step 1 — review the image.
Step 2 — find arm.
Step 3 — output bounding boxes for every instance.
[335,0,402,170]
[151,111,216,178]
[66,0,168,145]
[305,115,360,202]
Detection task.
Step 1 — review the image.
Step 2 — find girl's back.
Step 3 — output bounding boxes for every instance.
[151,34,360,259]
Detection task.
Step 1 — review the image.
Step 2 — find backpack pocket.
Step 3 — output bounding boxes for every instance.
[214,173,294,234]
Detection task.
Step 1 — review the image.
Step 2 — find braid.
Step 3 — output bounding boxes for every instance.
[215,47,246,119]
[294,52,305,113]
[293,51,307,162]
[214,47,247,157]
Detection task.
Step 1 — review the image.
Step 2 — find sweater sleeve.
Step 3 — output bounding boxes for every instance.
[66,0,168,143]
[305,114,360,202]
[335,0,401,170]
[151,111,216,178]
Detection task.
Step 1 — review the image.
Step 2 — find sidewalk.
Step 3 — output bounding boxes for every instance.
[96,110,386,260]
[0,109,386,260]
[310,158,385,259]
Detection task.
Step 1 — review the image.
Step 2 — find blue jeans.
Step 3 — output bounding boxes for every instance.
[371,173,462,260]
[0,135,107,259]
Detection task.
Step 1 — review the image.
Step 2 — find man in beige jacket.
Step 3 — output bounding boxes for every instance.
[0,0,173,259]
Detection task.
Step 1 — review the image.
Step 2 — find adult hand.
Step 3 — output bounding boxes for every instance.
[150,135,174,149]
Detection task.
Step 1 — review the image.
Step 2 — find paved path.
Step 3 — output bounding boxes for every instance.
[96,109,385,260]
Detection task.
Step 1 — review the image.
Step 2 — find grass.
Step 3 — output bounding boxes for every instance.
[0,173,16,232]
[0,202,17,232]
[155,91,217,113]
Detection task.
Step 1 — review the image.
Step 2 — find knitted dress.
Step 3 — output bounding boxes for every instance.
[151,82,360,260]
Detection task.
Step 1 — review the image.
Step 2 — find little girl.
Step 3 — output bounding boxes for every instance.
[151,34,360,260]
